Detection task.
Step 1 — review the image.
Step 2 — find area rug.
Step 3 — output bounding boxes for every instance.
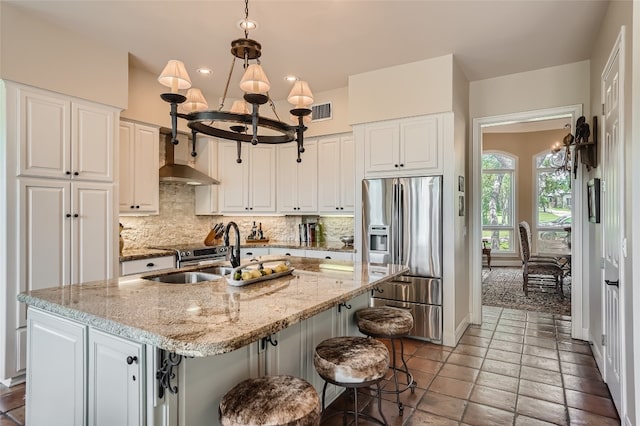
[482,267,571,316]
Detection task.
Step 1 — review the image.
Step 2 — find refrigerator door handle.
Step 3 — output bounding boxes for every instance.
[391,182,398,264]
[398,182,404,264]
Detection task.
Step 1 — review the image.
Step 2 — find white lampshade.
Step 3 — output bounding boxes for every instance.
[158,60,192,93]
[239,64,271,94]
[287,80,313,107]
[230,100,250,114]
[181,88,208,112]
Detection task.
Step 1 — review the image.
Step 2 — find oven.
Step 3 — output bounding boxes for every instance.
[150,244,229,268]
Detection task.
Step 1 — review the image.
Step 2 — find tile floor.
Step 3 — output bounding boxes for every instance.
[322,306,620,425]
[0,307,620,426]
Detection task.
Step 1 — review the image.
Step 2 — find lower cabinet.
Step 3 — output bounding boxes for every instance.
[120,255,176,276]
[88,329,144,426]
[26,308,146,426]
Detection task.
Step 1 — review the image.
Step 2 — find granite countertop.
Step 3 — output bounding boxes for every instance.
[119,248,176,262]
[18,256,406,358]
[119,241,354,263]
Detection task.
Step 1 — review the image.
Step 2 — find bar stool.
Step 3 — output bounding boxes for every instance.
[355,306,416,415]
[219,375,321,426]
[313,336,389,425]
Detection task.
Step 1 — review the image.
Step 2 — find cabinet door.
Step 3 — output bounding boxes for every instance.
[89,329,144,426]
[218,142,248,213]
[19,178,71,299]
[296,140,318,212]
[276,143,298,213]
[248,145,276,212]
[265,322,305,377]
[71,182,114,285]
[119,122,135,211]
[364,122,399,173]
[399,116,440,171]
[343,292,371,337]
[317,137,340,213]
[27,308,86,426]
[131,124,159,213]
[72,101,115,182]
[339,136,355,212]
[306,308,341,404]
[18,87,71,179]
[195,135,218,215]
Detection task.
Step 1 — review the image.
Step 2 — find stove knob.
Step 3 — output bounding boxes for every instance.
[186,251,191,256]
[180,251,186,257]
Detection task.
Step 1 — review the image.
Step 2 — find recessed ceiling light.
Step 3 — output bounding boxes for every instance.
[196,68,213,75]
[238,19,257,31]
[284,75,299,82]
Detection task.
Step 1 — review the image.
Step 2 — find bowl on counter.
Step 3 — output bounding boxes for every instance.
[340,235,354,246]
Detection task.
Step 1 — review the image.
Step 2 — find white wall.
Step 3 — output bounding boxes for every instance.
[469,61,590,119]
[348,55,453,125]
[0,2,128,109]
[587,0,634,422]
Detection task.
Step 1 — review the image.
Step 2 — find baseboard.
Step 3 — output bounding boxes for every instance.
[624,415,632,426]
[453,313,471,345]
[589,333,604,373]
[581,327,590,342]
[0,374,25,387]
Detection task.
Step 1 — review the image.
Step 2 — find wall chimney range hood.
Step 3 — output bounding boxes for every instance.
[159,128,219,185]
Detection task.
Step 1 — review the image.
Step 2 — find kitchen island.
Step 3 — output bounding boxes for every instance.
[18,256,407,426]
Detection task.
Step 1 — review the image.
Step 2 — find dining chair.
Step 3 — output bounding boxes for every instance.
[518,221,565,298]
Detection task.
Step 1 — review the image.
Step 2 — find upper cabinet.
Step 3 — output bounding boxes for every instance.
[194,135,219,215]
[119,121,159,215]
[317,134,355,214]
[277,140,318,214]
[17,85,116,182]
[363,115,442,176]
[218,142,276,213]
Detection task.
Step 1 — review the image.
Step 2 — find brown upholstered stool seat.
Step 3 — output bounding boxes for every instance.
[219,375,320,426]
[313,336,389,425]
[356,307,414,336]
[355,306,417,416]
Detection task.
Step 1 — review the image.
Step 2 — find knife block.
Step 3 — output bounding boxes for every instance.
[204,228,223,246]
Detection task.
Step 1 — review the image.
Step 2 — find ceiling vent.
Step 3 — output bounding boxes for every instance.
[311,102,332,122]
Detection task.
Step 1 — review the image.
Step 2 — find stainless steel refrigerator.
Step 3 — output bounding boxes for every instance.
[362,176,443,343]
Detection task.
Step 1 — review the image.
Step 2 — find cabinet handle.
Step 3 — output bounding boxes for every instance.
[605,279,619,287]
[73,214,79,218]
[146,262,155,267]
[246,252,253,256]
[325,256,332,259]
[126,356,138,365]
[65,213,71,218]
[73,171,79,176]
[285,253,291,256]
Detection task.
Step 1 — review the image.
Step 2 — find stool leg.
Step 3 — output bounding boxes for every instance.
[389,338,403,415]
[399,338,416,393]
[353,387,358,425]
[321,381,328,413]
[376,381,388,426]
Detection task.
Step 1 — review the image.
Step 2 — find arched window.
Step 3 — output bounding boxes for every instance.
[535,151,571,254]
[482,152,516,253]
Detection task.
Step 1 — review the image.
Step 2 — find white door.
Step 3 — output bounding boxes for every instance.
[131,124,159,212]
[71,101,114,182]
[317,136,340,212]
[339,136,356,212]
[88,329,143,426]
[248,145,276,212]
[276,143,299,213]
[601,34,624,413]
[296,140,318,212]
[218,141,248,212]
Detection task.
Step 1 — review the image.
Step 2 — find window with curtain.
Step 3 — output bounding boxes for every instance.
[535,152,571,254]
[482,152,516,253]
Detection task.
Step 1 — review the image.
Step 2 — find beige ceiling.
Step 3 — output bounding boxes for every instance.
[8,0,609,101]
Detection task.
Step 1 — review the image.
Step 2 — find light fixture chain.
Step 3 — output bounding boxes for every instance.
[219,56,237,111]
[266,93,281,122]
[244,0,250,38]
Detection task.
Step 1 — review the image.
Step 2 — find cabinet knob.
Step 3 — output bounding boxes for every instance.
[66,213,71,218]
[146,262,155,267]
[335,207,339,210]
[131,205,135,209]
[394,164,399,168]
[285,253,291,256]
[325,256,332,259]
[126,356,138,365]
[66,171,71,175]
[400,164,404,167]
[249,207,253,210]
[73,214,79,218]
[73,171,79,176]
[340,207,344,210]
[135,205,140,209]
[245,207,249,210]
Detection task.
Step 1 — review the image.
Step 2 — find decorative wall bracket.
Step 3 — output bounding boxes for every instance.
[156,350,185,398]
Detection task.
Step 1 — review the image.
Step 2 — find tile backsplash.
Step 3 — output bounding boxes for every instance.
[120,183,354,249]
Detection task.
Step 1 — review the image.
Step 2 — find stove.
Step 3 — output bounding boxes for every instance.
[150,243,229,267]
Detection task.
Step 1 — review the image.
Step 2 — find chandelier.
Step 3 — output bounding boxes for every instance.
[157,0,313,163]
[549,116,597,177]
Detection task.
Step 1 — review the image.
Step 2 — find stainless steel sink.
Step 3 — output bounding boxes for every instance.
[197,265,235,276]
[145,271,221,284]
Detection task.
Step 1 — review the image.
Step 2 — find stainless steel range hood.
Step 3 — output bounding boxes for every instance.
[159,128,219,185]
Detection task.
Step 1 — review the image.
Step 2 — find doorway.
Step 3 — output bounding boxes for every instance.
[471,105,586,340]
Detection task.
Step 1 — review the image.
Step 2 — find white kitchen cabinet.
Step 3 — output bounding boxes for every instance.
[268,247,307,257]
[119,121,159,214]
[318,134,355,213]
[27,308,86,426]
[194,135,219,215]
[18,178,115,328]
[277,140,318,213]
[265,322,305,378]
[120,256,176,276]
[89,329,145,426]
[18,85,116,182]
[364,115,442,176]
[305,250,354,262]
[218,142,276,213]
[240,247,270,258]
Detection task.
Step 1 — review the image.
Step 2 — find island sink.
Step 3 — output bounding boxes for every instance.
[145,271,221,284]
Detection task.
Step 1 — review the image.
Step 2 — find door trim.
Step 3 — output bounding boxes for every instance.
[470,105,585,339]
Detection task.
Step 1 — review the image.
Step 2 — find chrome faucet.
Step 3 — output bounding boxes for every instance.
[223,221,241,268]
